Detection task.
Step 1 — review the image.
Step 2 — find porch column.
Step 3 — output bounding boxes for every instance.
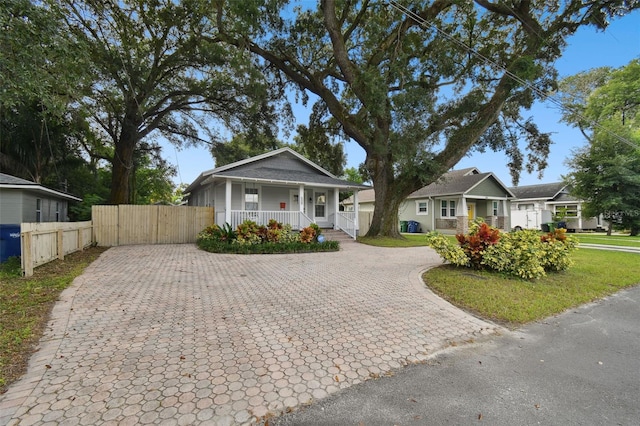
[225,179,232,225]
[456,196,468,234]
[298,185,304,213]
[501,198,509,231]
[353,190,359,233]
[577,203,582,230]
[333,188,340,230]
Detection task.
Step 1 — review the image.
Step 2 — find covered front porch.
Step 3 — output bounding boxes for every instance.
[434,196,510,234]
[211,180,362,238]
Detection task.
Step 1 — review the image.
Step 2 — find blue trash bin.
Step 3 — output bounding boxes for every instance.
[0,224,21,263]
[407,220,420,233]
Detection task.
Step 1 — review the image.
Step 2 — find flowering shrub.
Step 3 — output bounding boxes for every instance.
[456,221,501,269]
[425,232,469,266]
[426,221,578,280]
[196,220,337,253]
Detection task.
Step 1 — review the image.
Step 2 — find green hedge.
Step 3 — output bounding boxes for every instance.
[197,239,340,254]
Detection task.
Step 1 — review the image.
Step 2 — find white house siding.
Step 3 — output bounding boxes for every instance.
[0,189,69,223]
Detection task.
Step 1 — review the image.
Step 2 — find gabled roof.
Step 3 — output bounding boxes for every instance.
[343,168,514,205]
[185,147,369,192]
[0,173,82,201]
[509,182,567,201]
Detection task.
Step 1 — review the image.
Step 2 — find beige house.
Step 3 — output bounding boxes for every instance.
[343,168,515,234]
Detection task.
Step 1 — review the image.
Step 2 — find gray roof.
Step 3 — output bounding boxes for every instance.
[0,173,82,201]
[186,148,368,192]
[343,168,513,205]
[0,173,36,185]
[214,167,362,187]
[509,182,567,200]
[409,172,490,198]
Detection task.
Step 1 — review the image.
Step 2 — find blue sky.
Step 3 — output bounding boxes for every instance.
[167,10,640,188]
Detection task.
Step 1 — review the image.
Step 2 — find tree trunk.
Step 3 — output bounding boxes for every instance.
[364,154,405,238]
[107,105,139,204]
[607,220,613,236]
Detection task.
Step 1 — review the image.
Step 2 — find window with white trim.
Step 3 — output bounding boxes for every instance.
[244,187,259,211]
[56,202,60,221]
[554,204,578,217]
[440,200,456,217]
[36,199,42,222]
[415,200,428,215]
[492,201,499,216]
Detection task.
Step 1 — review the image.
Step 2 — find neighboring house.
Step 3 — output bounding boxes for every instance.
[509,182,604,232]
[0,173,81,224]
[343,167,514,234]
[184,148,369,237]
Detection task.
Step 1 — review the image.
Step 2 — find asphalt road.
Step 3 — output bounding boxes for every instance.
[273,285,640,426]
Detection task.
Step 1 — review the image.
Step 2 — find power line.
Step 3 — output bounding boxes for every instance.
[386,0,638,150]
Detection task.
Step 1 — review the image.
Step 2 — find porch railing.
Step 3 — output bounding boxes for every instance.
[336,212,357,239]
[230,210,314,230]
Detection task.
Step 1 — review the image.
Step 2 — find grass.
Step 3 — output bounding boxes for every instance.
[358,233,438,247]
[571,233,640,248]
[0,247,107,394]
[423,248,640,328]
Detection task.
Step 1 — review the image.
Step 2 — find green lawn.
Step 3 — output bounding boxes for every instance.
[358,233,442,247]
[571,233,640,248]
[423,249,640,327]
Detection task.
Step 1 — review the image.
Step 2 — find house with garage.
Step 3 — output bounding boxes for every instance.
[343,167,515,234]
[184,148,369,238]
[509,182,605,232]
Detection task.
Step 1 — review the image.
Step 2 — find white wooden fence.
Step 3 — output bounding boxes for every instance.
[21,221,93,277]
[92,205,214,246]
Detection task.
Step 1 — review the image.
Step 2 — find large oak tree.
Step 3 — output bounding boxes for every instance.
[213,0,638,237]
[62,0,278,204]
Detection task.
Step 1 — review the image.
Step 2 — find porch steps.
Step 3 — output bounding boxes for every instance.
[321,229,356,244]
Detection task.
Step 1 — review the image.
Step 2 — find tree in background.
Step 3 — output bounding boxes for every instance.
[61,0,279,204]
[215,0,639,237]
[562,60,640,235]
[211,133,284,168]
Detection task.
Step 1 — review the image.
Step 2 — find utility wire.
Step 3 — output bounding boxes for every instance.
[387,0,638,150]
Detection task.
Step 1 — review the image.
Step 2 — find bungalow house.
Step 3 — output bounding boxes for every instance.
[509,182,605,232]
[0,173,81,224]
[184,148,369,238]
[343,167,515,234]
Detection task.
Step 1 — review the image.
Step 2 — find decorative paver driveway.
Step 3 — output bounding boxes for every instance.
[1,243,500,425]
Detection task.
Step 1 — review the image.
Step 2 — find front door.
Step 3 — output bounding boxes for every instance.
[467,202,476,221]
[314,191,327,221]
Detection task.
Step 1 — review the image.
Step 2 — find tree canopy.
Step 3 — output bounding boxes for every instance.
[562,60,640,235]
[213,0,639,237]
[60,0,279,204]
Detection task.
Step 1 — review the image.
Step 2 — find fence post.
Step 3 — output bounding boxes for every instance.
[57,229,65,260]
[78,228,84,251]
[22,231,34,277]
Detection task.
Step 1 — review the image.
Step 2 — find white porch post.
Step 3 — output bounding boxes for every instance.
[298,185,304,213]
[577,203,583,230]
[333,188,340,230]
[225,179,232,225]
[502,197,509,230]
[353,190,359,233]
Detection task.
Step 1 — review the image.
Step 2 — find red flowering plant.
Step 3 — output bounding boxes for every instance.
[456,220,501,269]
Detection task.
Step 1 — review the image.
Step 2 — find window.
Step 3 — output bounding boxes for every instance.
[440,200,456,217]
[492,201,499,216]
[244,187,259,211]
[315,192,326,218]
[554,204,578,218]
[36,199,42,222]
[416,200,428,215]
[56,202,60,221]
